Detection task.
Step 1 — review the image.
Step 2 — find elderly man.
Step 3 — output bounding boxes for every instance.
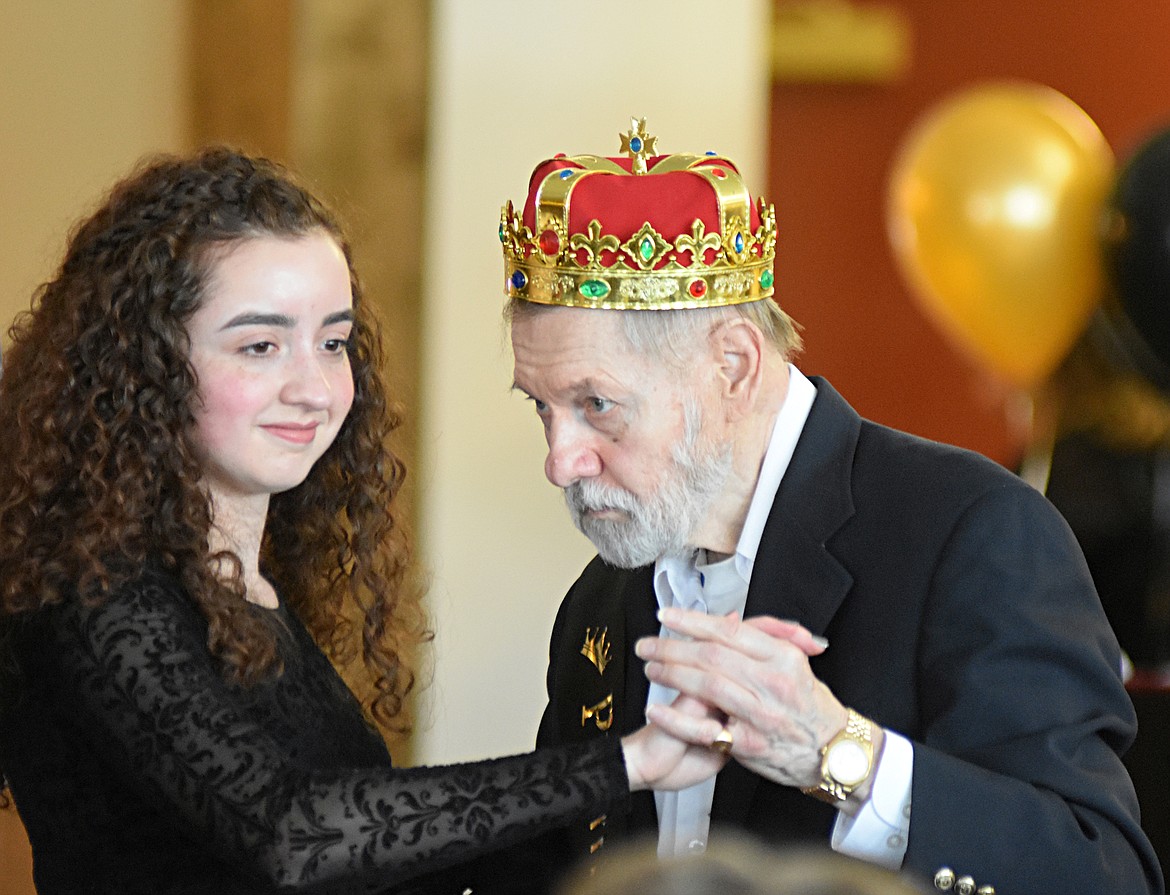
[499,120,1161,895]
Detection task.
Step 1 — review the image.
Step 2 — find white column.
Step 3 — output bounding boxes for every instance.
[418,0,773,763]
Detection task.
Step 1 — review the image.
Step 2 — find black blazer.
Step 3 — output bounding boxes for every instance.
[534,377,1163,895]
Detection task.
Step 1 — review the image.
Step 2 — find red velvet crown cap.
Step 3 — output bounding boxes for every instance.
[521,155,763,269]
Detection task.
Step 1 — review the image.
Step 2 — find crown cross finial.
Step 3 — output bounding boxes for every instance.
[620,117,657,175]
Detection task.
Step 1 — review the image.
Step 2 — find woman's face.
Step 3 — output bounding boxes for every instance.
[185,232,356,509]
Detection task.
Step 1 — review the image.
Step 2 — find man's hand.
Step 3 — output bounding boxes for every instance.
[620,693,728,792]
[634,609,873,801]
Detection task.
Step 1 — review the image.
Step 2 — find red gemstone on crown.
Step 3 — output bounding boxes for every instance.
[688,279,708,298]
[538,229,561,256]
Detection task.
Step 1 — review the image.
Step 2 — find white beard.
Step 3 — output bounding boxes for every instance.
[563,404,732,569]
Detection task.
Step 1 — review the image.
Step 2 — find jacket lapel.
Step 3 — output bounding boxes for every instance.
[621,566,663,833]
[622,568,659,729]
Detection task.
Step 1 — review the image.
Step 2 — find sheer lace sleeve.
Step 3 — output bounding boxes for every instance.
[39,575,628,892]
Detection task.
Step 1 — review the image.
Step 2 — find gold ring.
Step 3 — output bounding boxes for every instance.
[710,726,734,755]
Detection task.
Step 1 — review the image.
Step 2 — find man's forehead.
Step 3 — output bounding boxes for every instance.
[510,304,627,353]
[511,310,666,392]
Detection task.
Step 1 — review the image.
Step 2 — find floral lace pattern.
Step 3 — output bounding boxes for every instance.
[0,569,626,893]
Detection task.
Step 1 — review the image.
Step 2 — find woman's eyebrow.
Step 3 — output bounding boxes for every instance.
[220,312,295,330]
[219,308,353,330]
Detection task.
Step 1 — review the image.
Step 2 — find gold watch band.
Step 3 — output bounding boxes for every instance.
[800,708,875,804]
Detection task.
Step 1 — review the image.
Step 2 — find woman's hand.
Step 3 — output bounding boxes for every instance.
[620,693,728,791]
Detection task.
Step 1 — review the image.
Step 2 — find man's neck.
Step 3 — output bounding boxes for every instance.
[689,360,791,556]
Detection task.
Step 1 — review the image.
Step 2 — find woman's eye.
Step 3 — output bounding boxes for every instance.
[243,341,276,356]
[322,338,348,354]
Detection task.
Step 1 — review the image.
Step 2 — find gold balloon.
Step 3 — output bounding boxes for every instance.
[888,82,1114,389]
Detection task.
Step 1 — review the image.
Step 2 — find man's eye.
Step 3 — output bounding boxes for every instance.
[531,398,548,414]
[587,397,614,413]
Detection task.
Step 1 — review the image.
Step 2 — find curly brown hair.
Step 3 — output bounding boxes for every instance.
[0,147,427,735]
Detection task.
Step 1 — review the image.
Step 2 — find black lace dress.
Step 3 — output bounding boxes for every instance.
[0,568,626,894]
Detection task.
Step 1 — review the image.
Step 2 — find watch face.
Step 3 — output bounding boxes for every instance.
[826,739,870,786]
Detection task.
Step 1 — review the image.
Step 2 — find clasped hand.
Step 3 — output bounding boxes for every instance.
[634,609,847,791]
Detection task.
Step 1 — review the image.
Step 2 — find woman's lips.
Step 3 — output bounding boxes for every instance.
[262,423,319,445]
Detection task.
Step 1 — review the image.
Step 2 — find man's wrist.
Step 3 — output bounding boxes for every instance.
[840,725,885,815]
[801,708,884,813]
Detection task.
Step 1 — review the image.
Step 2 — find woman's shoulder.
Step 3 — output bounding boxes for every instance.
[2,562,213,714]
[69,562,188,613]
[35,562,204,651]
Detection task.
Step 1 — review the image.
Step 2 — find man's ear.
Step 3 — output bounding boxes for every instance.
[709,317,765,413]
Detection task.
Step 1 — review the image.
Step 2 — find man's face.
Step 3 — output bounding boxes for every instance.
[511,306,731,567]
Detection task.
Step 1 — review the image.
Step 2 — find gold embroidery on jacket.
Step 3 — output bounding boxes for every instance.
[581,694,614,731]
[581,627,612,675]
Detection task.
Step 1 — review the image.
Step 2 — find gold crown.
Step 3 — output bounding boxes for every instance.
[500,118,776,310]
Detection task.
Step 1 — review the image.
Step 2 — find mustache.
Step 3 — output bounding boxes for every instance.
[564,479,641,516]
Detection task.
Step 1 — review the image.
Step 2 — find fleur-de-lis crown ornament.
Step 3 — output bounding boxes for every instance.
[500,117,776,310]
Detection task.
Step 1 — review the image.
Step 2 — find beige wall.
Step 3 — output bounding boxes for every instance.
[417,0,773,763]
[0,2,186,890]
[0,0,186,348]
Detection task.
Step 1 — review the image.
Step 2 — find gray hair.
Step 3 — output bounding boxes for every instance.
[505,298,802,370]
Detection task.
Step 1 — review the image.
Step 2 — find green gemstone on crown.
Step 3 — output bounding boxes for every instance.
[639,237,655,263]
[760,269,774,289]
[579,279,611,299]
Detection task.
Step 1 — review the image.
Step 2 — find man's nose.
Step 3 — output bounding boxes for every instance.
[544,420,602,488]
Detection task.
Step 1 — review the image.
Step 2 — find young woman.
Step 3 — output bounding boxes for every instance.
[0,148,723,894]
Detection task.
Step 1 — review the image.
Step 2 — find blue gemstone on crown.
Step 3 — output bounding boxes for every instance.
[559,169,574,180]
[629,136,643,153]
[510,270,528,290]
[734,232,745,253]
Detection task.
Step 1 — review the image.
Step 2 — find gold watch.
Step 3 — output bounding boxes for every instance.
[801,708,875,804]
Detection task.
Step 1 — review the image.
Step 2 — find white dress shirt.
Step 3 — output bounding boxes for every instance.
[647,366,912,867]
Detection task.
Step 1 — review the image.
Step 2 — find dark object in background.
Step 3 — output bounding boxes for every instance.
[1045,432,1170,671]
[1102,125,1170,391]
